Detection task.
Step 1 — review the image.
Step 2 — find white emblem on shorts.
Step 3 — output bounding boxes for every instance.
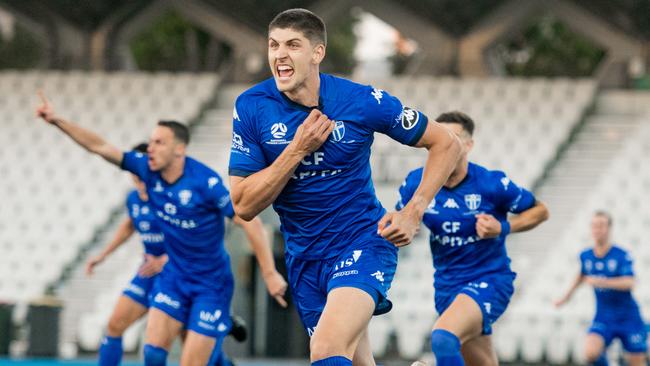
[484,302,492,314]
[371,271,385,283]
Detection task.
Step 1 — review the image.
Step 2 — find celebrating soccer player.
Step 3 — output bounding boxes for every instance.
[396,111,549,366]
[555,211,647,366]
[36,93,287,366]
[228,8,462,366]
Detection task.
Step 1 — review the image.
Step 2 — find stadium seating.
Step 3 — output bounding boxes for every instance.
[0,71,219,350]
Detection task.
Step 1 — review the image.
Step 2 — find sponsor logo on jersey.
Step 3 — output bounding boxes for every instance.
[595,261,604,270]
[232,132,250,153]
[400,107,419,130]
[371,88,383,104]
[164,203,177,215]
[443,198,459,209]
[199,309,222,323]
[138,221,150,231]
[141,205,150,215]
[208,177,218,188]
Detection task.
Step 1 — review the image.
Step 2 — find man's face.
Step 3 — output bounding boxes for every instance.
[591,215,610,243]
[147,126,181,171]
[268,27,324,93]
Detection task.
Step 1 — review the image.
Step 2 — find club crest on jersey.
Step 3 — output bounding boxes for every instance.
[131,204,140,217]
[464,194,482,211]
[607,259,617,272]
[139,221,150,231]
[179,190,192,206]
[585,259,593,272]
[330,121,346,142]
[400,107,419,130]
[141,205,150,215]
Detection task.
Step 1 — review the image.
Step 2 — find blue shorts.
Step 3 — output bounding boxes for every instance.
[435,273,515,335]
[122,272,157,307]
[589,319,648,353]
[286,237,398,335]
[150,269,234,338]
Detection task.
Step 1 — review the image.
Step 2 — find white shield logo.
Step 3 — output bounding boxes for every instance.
[331,121,345,142]
[179,190,192,206]
[464,194,482,211]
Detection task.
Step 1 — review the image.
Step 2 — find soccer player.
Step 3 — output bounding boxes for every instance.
[555,211,647,366]
[35,93,288,366]
[396,111,549,366]
[228,8,462,366]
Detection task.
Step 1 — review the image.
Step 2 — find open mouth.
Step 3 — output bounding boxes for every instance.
[276,65,294,80]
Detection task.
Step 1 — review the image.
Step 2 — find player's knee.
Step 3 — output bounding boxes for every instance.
[430,329,461,356]
[106,316,129,336]
[310,334,349,361]
[143,344,168,366]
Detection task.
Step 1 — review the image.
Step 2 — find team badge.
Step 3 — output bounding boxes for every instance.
[464,194,482,211]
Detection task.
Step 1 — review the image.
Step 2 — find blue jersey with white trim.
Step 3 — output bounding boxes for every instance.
[397,163,535,290]
[580,246,642,323]
[229,73,428,260]
[122,152,235,284]
[126,190,165,256]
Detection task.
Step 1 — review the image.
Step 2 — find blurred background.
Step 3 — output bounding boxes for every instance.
[1,0,650,365]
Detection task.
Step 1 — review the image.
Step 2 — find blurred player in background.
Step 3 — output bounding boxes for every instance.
[228,8,461,366]
[555,211,647,366]
[396,111,549,366]
[36,93,288,366]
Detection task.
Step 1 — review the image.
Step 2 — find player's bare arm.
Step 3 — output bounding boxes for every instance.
[86,217,135,276]
[36,91,123,166]
[554,272,585,307]
[230,109,334,221]
[476,200,549,239]
[233,215,288,307]
[379,122,462,247]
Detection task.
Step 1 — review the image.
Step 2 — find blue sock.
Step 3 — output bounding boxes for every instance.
[311,356,352,366]
[143,344,168,366]
[592,353,608,366]
[98,336,123,366]
[430,329,464,366]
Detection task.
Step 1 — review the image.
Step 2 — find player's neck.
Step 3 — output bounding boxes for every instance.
[161,157,185,184]
[445,161,469,188]
[593,241,611,257]
[283,72,320,107]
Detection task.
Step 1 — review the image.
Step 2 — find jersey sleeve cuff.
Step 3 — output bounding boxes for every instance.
[228,168,257,177]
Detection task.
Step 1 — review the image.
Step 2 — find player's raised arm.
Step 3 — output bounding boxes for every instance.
[35,91,123,166]
[230,109,334,221]
[85,217,135,276]
[379,122,462,246]
[232,215,288,307]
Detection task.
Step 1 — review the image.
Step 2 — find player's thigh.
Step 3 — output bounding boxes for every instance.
[461,335,498,366]
[433,293,483,343]
[626,353,647,366]
[106,295,148,336]
[144,307,184,349]
[179,330,217,366]
[310,287,376,361]
[584,332,607,360]
[352,328,375,366]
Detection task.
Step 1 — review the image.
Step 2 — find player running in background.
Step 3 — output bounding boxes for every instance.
[555,211,647,366]
[229,8,461,366]
[36,93,287,366]
[396,111,549,366]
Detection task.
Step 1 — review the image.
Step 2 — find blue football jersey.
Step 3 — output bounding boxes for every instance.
[580,246,642,322]
[397,162,536,290]
[229,73,428,260]
[126,190,165,256]
[122,152,235,285]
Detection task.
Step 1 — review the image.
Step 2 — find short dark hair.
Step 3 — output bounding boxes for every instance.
[132,142,148,153]
[435,111,475,136]
[594,210,613,227]
[158,120,190,145]
[269,8,327,46]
